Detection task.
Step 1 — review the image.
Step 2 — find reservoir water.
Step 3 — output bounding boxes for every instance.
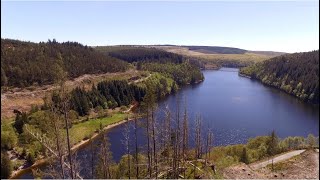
[20,68,319,178]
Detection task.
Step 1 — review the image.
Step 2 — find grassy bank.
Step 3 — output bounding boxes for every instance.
[7,110,133,179]
[70,112,128,145]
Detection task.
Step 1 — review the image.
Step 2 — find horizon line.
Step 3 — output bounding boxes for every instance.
[4,37,320,53]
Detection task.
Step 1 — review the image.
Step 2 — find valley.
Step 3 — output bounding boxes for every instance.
[1,41,318,180]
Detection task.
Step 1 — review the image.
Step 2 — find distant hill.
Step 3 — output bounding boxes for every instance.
[96,46,184,64]
[240,50,319,103]
[185,46,247,54]
[1,39,129,87]
[249,50,286,56]
[146,45,285,55]
[147,45,285,68]
[95,46,204,85]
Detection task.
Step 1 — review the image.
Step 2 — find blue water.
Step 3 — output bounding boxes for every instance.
[20,68,319,178]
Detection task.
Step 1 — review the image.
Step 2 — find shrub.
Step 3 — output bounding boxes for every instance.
[1,151,12,179]
[1,123,18,150]
[240,147,249,164]
[26,152,35,164]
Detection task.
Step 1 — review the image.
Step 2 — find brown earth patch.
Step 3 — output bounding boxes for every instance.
[222,150,319,179]
[1,69,145,119]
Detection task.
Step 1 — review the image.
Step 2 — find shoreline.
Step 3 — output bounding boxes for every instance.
[238,73,252,78]
[10,109,138,179]
[8,76,202,178]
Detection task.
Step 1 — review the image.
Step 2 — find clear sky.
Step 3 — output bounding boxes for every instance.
[1,1,319,53]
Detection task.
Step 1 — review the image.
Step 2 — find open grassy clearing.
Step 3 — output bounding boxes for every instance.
[151,45,280,67]
[161,46,271,61]
[69,112,128,145]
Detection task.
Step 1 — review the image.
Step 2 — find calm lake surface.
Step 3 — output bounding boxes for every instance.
[20,68,319,178]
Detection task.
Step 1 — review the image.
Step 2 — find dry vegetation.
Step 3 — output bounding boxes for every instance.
[223,149,319,179]
[151,45,280,68]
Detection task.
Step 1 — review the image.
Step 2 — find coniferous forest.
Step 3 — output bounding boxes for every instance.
[101,47,204,85]
[1,39,129,87]
[2,1,319,179]
[107,47,184,64]
[240,50,319,103]
[67,80,146,116]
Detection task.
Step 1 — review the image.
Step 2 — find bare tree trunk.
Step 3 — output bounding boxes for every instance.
[175,96,181,179]
[100,136,112,179]
[90,138,94,179]
[205,130,209,166]
[51,105,65,179]
[195,115,202,159]
[134,115,139,179]
[164,105,171,165]
[55,83,74,179]
[71,153,81,179]
[122,117,131,179]
[151,108,158,178]
[146,108,152,178]
[182,101,189,162]
[172,130,177,179]
[209,130,213,160]
[195,116,199,159]
[54,121,65,178]
[63,99,74,179]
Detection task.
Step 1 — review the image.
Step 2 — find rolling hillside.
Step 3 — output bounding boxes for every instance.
[240,50,319,103]
[95,46,204,85]
[1,39,129,88]
[148,45,285,69]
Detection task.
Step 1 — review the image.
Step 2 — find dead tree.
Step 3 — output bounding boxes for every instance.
[195,115,202,159]
[151,105,159,178]
[164,105,172,164]
[60,84,74,179]
[24,125,83,179]
[98,136,113,179]
[141,86,156,178]
[71,152,82,179]
[175,95,182,179]
[182,100,189,160]
[122,116,131,179]
[146,106,152,178]
[134,115,139,179]
[205,128,212,166]
[46,95,66,179]
[208,129,213,161]
[89,137,95,179]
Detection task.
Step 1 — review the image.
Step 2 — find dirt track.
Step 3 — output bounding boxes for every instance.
[223,149,319,179]
[1,69,144,119]
[250,149,306,170]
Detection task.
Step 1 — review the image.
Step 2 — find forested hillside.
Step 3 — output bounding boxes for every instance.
[62,80,146,116]
[240,50,319,103]
[97,46,204,85]
[107,47,184,64]
[1,39,129,87]
[151,45,284,69]
[140,62,204,85]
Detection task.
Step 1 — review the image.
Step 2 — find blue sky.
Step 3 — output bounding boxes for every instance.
[1,1,319,53]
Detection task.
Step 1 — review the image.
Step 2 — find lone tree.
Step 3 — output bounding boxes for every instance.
[267,130,279,171]
[307,134,316,149]
[240,147,249,164]
[1,151,12,179]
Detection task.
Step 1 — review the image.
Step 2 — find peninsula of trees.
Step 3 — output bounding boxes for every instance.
[239,50,319,104]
